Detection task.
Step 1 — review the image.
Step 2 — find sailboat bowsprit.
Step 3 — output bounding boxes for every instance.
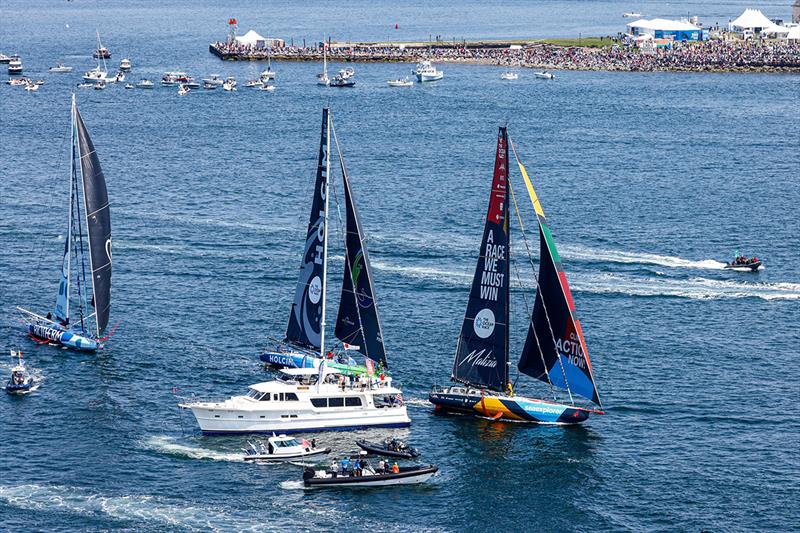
[17,95,112,352]
[429,127,603,424]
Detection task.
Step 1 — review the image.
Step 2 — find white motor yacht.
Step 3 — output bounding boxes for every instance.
[534,71,555,79]
[223,77,237,91]
[500,71,519,80]
[49,64,73,73]
[119,58,131,71]
[136,79,154,89]
[177,84,190,96]
[180,367,410,435]
[8,56,23,75]
[413,60,443,82]
[387,77,413,87]
[202,74,224,86]
[24,81,38,92]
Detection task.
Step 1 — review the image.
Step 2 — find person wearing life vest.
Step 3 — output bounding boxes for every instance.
[507,382,514,397]
[391,462,400,474]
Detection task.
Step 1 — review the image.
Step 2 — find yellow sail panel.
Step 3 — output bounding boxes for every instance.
[513,150,545,218]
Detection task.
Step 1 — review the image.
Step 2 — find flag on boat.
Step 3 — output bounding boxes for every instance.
[301,438,310,448]
[365,357,375,376]
[394,393,404,406]
[343,343,360,351]
[316,358,326,392]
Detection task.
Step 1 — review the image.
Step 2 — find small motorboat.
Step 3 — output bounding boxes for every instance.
[203,81,218,90]
[94,81,106,90]
[534,71,555,79]
[34,79,44,85]
[387,77,413,87]
[245,79,263,88]
[8,56,23,75]
[184,80,200,89]
[177,84,190,96]
[7,77,28,86]
[330,71,356,88]
[136,79,154,89]
[259,84,276,92]
[119,58,131,71]
[202,74,224,86]
[413,60,444,82]
[82,67,108,82]
[6,350,33,395]
[356,438,420,459]
[76,82,94,89]
[725,255,763,272]
[260,68,276,81]
[24,81,38,92]
[500,71,519,80]
[243,435,331,462]
[302,458,438,488]
[124,83,134,89]
[339,67,355,79]
[161,71,189,86]
[222,79,237,91]
[111,71,125,83]
[623,12,643,18]
[93,47,111,59]
[49,64,73,73]
[0,52,11,63]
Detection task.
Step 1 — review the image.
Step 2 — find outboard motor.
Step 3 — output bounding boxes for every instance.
[302,467,315,481]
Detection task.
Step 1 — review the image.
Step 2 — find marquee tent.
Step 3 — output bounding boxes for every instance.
[729,9,775,32]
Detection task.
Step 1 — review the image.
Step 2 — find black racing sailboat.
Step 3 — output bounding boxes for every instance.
[261,108,389,375]
[429,127,603,424]
[18,95,112,351]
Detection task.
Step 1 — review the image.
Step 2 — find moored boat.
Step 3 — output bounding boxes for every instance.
[500,71,519,80]
[243,434,330,461]
[136,78,154,89]
[413,60,443,82]
[17,95,113,352]
[534,71,555,79]
[49,64,73,73]
[93,31,111,58]
[387,77,413,87]
[428,126,604,425]
[8,56,23,74]
[177,84,190,96]
[0,52,11,63]
[119,58,131,71]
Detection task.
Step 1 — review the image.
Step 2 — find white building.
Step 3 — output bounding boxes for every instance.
[626,18,703,41]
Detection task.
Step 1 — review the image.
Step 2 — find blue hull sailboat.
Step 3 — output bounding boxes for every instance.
[18,95,113,352]
[260,107,390,377]
[429,127,603,424]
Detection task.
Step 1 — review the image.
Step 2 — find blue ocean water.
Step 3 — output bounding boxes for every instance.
[1,1,799,531]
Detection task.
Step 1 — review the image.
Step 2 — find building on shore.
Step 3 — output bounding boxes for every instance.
[626,18,705,41]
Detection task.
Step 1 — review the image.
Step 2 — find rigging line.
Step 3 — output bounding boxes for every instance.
[508,179,559,401]
[507,169,574,405]
[330,118,373,364]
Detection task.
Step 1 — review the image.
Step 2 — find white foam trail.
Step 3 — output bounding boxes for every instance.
[402,398,432,407]
[279,480,306,491]
[0,484,263,531]
[560,244,728,270]
[576,273,800,301]
[140,436,243,462]
[370,259,471,286]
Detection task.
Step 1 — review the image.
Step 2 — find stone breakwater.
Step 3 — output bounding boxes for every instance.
[210,40,800,73]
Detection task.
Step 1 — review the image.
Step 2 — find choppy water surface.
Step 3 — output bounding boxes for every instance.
[1,1,799,532]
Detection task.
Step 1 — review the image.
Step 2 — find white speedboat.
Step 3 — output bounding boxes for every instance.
[223,77,237,91]
[260,84,276,92]
[330,70,356,87]
[339,67,355,79]
[245,79,263,88]
[180,367,410,435]
[8,56,23,75]
[24,82,38,92]
[110,71,125,83]
[83,66,109,82]
[500,71,519,80]
[136,78,154,89]
[76,82,94,89]
[124,83,134,89]
[49,64,73,73]
[203,81,218,90]
[243,435,331,462]
[413,60,443,82]
[202,74,224,86]
[94,81,106,90]
[119,58,131,71]
[387,77,413,87]
[6,350,34,395]
[161,71,189,86]
[184,80,200,89]
[0,53,11,63]
[7,77,28,86]
[534,71,555,79]
[177,84,190,96]
[260,67,275,81]
[623,12,642,18]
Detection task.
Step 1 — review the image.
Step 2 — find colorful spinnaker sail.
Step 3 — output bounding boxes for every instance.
[451,127,510,393]
[75,104,112,335]
[286,108,331,352]
[332,125,388,368]
[513,148,602,407]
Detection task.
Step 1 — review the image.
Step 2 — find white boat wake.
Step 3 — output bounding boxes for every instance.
[139,435,244,462]
[559,244,728,270]
[0,484,263,531]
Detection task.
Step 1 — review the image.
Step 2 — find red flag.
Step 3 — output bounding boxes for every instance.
[365,358,375,376]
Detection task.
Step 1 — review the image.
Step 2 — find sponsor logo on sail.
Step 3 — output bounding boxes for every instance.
[473,308,495,338]
[479,230,505,302]
[556,332,586,370]
[458,349,498,369]
[308,276,322,304]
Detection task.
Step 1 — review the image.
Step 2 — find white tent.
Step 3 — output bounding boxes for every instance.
[787,26,800,40]
[729,9,775,32]
[759,24,790,36]
[235,30,267,48]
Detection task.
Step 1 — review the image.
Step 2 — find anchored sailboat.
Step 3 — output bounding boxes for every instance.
[260,107,388,376]
[429,127,603,424]
[18,95,112,352]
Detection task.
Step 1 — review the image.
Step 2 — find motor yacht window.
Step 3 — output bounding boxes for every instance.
[345,397,362,407]
[285,393,299,401]
[246,389,261,399]
[273,394,280,401]
[260,393,270,401]
[311,398,327,408]
[328,397,344,407]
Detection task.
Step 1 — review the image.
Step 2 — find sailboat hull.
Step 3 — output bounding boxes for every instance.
[24,321,98,351]
[428,388,592,424]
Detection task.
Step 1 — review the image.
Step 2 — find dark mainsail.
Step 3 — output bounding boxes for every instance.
[332,126,387,367]
[514,156,601,407]
[75,104,112,335]
[452,127,510,392]
[286,108,330,352]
